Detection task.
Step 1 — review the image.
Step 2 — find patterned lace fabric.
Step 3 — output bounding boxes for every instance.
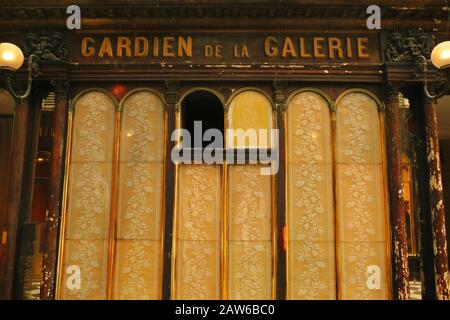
[61,90,165,299]
[287,91,336,299]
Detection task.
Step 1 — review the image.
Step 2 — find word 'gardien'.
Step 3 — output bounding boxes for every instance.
[81,36,193,58]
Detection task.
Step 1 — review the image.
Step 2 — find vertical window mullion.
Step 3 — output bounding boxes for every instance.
[106,103,121,299]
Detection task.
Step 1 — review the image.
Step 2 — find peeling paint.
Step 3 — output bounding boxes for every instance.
[424,99,450,300]
[205,64,227,68]
[230,64,252,68]
[385,92,410,299]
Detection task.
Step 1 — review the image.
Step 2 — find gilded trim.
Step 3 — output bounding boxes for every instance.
[159,109,169,300]
[177,87,225,108]
[222,108,229,299]
[226,87,274,107]
[55,107,73,299]
[170,108,182,299]
[379,112,394,299]
[107,107,121,299]
[330,106,339,300]
[271,162,278,300]
[271,109,278,300]
[335,88,384,113]
[221,162,228,299]
[334,88,392,299]
[56,88,119,299]
[71,88,120,113]
[285,87,336,113]
[282,110,290,299]
[170,163,180,299]
[118,87,166,112]
[227,88,274,149]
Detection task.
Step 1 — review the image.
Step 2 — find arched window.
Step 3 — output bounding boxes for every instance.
[226,89,274,299]
[285,88,391,300]
[59,88,166,300]
[335,90,390,300]
[60,90,116,299]
[173,89,224,299]
[181,90,224,148]
[173,88,275,300]
[286,89,335,300]
[227,89,272,149]
[114,89,165,299]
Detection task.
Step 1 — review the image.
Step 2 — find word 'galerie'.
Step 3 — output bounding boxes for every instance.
[80,35,371,59]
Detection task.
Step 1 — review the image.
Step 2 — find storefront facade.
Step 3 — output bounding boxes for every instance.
[0,1,449,300]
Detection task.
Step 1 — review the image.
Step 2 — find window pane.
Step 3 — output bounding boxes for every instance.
[60,91,115,299]
[227,91,272,149]
[227,165,272,299]
[286,91,336,300]
[335,91,390,300]
[175,165,222,299]
[113,90,165,299]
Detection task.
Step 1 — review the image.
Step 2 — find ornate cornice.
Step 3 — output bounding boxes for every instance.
[0,4,447,32]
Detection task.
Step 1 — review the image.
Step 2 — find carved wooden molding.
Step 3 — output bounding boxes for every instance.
[24,30,69,62]
[0,5,446,32]
[384,30,433,63]
[273,80,288,112]
[50,80,70,101]
[165,80,180,111]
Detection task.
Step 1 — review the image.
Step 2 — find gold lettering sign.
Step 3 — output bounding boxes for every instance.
[79,35,374,61]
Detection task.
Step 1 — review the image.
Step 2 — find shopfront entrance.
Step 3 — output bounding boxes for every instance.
[54,81,392,300]
[1,3,449,301]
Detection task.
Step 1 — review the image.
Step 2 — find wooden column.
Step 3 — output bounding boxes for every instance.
[423,96,450,300]
[0,97,31,299]
[40,81,69,300]
[385,84,410,299]
[0,116,14,289]
[162,81,179,299]
[273,80,287,300]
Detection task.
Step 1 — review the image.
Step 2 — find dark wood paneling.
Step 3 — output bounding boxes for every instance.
[40,83,68,299]
[0,97,32,299]
[0,116,14,288]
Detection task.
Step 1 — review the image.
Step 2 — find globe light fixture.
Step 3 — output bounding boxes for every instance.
[431,40,450,70]
[418,41,450,100]
[0,42,38,101]
[0,42,24,71]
